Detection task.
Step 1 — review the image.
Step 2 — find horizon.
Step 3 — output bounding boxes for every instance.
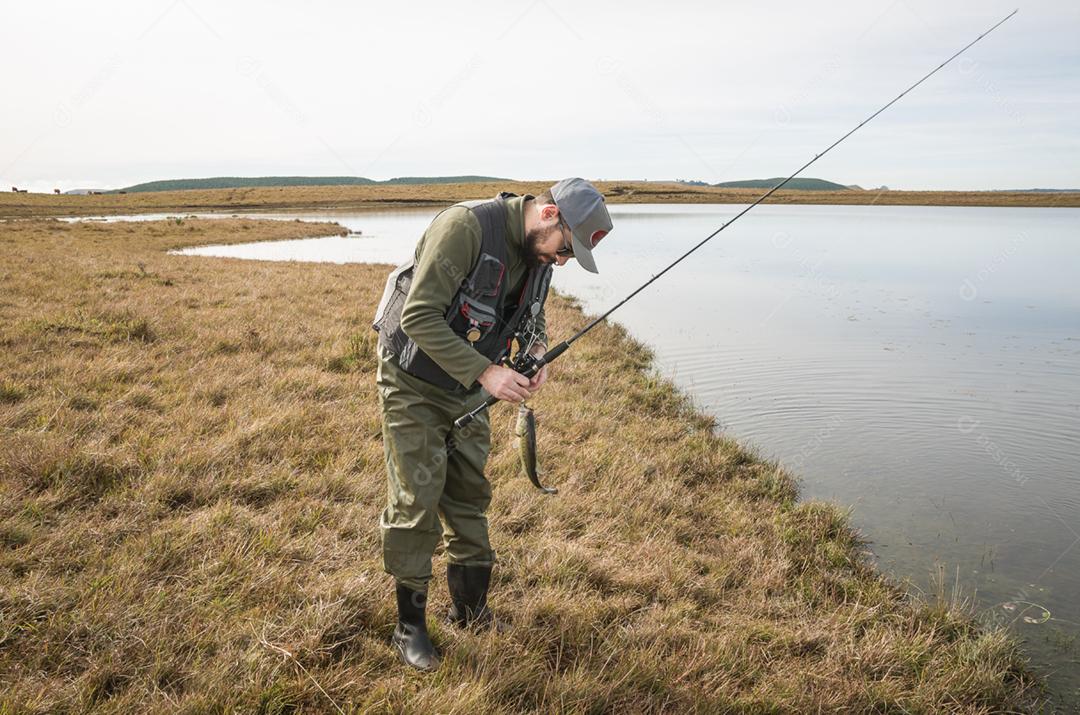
[3,1,1078,193]
[25,174,1080,195]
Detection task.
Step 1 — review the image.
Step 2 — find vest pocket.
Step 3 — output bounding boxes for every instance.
[465,253,505,297]
[454,252,504,343]
[457,294,498,334]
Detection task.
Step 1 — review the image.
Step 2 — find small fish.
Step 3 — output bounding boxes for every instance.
[514,402,557,495]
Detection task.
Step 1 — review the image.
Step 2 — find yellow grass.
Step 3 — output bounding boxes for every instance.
[0,217,1039,712]
[1,181,1078,219]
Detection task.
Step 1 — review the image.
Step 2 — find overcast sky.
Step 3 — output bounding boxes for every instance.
[3,0,1077,192]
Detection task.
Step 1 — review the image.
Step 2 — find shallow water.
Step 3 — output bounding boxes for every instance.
[171,203,1080,703]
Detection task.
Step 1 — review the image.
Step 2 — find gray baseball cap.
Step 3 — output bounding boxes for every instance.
[551,177,612,273]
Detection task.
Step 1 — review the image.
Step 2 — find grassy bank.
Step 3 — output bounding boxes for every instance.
[2,181,1079,218]
[0,217,1037,712]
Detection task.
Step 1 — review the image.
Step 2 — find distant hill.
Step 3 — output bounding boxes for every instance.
[113,177,374,193]
[993,188,1080,193]
[113,175,511,194]
[380,175,512,185]
[713,177,854,191]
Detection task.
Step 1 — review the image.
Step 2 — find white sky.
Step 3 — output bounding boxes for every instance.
[2,0,1077,192]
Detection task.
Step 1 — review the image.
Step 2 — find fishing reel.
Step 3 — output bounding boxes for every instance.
[505,324,544,378]
[507,349,541,379]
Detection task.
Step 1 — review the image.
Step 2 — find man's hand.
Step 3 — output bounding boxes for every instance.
[478,364,532,402]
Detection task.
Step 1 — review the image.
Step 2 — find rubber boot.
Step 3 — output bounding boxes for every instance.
[446,563,500,631]
[392,583,439,671]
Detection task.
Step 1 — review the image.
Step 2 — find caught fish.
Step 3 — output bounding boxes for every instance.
[514,402,558,494]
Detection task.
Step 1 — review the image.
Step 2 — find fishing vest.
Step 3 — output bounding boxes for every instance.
[372,194,553,392]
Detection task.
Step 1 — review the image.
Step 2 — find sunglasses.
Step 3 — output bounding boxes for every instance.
[555,216,574,257]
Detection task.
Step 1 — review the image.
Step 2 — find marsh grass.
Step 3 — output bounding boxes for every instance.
[1,181,1077,220]
[0,218,1038,712]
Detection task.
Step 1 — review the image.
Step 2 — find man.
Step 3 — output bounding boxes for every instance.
[372,178,612,671]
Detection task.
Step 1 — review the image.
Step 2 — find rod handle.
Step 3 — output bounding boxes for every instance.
[454,394,499,430]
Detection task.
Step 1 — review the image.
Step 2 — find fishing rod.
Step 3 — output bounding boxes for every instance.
[454,8,1018,431]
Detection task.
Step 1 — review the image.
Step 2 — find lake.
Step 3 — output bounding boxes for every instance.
[170,203,1080,703]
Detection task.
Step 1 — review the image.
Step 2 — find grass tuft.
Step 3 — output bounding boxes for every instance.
[0,380,26,404]
[325,331,378,374]
[0,521,33,549]
[34,309,157,343]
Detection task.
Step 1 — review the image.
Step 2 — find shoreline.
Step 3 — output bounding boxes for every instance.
[0,216,1039,711]
[2,180,1079,219]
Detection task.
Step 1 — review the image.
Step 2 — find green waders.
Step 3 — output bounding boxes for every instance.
[377,347,495,593]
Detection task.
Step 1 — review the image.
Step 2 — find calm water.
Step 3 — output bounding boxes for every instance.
[173,204,1080,703]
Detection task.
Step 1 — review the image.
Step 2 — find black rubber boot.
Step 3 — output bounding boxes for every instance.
[446,563,499,631]
[392,583,439,671]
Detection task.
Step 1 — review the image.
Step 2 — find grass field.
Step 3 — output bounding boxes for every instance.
[1,180,1078,219]
[0,216,1039,712]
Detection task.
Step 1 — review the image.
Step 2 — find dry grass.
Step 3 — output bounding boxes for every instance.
[1,181,1078,219]
[0,217,1039,712]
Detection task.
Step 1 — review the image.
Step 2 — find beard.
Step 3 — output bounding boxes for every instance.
[523,223,561,270]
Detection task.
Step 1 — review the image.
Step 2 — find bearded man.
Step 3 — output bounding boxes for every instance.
[372,178,613,670]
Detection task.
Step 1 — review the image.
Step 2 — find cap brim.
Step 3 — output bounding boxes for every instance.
[570,231,599,273]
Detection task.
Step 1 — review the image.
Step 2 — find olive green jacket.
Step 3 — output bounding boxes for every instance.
[398,195,548,389]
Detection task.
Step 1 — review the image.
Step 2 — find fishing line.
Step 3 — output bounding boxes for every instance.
[455,9,1018,430]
